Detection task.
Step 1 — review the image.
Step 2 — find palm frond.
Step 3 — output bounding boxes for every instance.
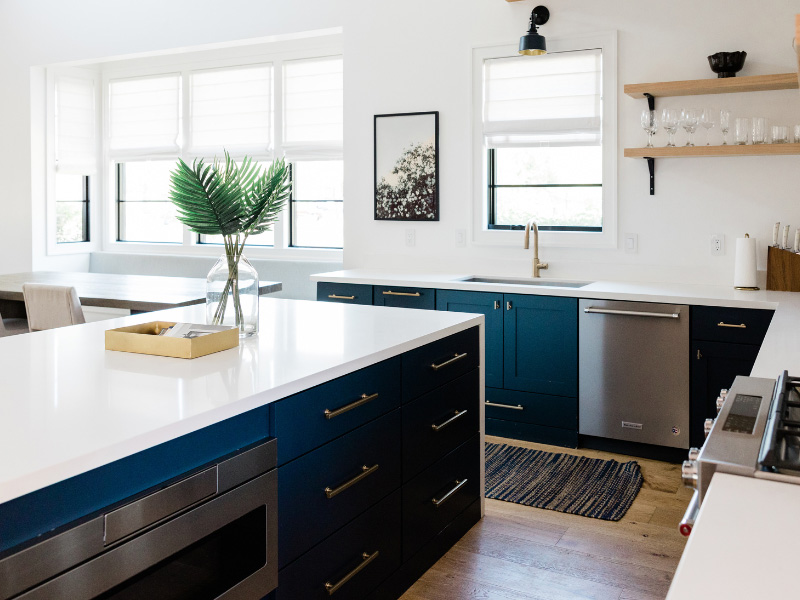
[242,157,291,237]
[169,157,243,235]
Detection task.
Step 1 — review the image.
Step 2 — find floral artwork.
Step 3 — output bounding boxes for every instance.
[374,112,439,221]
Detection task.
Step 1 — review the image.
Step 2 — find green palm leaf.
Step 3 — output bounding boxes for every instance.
[242,157,291,237]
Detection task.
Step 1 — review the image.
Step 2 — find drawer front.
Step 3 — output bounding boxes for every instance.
[402,327,480,402]
[402,369,479,482]
[373,286,435,310]
[317,282,373,305]
[691,305,774,345]
[273,357,401,465]
[276,491,401,600]
[278,410,401,568]
[402,434,480,562]
[485,387,577,429]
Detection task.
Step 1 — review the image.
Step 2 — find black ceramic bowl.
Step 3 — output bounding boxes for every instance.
[708,51,747,78]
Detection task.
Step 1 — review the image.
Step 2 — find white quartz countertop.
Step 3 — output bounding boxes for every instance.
[666,473,800,599]
[311,269,800,377]
[0,298,482,505]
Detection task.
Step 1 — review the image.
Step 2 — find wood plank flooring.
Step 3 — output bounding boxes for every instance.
[400,436,691,600]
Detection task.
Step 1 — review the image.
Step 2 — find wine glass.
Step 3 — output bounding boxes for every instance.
[719,110,731,145]
[681,108,700,146]
[641,109,659,148]
[700,109,716,145]
[661,108,680,147]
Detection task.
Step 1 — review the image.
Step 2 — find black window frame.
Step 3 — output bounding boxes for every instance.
[288,161,343,250]
[486,148,603,234]
[55,174,90,244]
[116,162,181,244]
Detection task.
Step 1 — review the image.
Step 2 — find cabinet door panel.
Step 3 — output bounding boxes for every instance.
[373,286,435,310]
[503,294,577,397]
[317,282,373,305]
[690,341,760,447]
[436,290,503,388]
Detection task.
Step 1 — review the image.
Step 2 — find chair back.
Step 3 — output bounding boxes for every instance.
[22,283,85,331]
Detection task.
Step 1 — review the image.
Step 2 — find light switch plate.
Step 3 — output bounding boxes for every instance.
[455,229,466,247]
[405,228,416,247]
[624,233,638,254]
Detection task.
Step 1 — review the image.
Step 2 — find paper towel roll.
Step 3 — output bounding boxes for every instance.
[734,236,758,289]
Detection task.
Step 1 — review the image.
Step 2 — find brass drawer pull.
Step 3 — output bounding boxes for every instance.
[383,290,421,297]
[325,464,379,499]
[432,479,468,508]
[717,321,747,329]
[324,550,380,595]
[324,393,379,419]
[485,400,524,410]
[328,294,355,300]
[431,352,467,371]
[431,409,468,432]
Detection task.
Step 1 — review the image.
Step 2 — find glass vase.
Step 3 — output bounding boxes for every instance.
[206,253,259,337]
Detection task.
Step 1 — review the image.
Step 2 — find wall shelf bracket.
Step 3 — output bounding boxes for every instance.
[646,157,655,195]
[644,93,655,111]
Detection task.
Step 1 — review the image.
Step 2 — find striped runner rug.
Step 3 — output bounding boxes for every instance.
[485,443,643,521]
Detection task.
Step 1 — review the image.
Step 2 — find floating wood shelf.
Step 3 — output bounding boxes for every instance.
[624,73,798,100]
[624,144,800,159]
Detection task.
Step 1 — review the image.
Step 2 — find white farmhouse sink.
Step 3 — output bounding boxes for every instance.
[456,276,592,289]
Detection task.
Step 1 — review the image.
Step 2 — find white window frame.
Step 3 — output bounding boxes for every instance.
[471,32,618,249]
[45,66,101,256]
[97,36,343,260]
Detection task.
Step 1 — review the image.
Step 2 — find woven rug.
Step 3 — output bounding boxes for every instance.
[485,442,643,521]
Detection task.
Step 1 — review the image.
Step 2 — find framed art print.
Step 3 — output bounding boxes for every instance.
[374,111,439,221]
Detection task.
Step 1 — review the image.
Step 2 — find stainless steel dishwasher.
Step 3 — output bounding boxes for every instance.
[579,299,690,449]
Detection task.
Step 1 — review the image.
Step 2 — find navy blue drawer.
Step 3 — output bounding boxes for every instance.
[373,286,435,310]
[485,387,577,429]
[272,357,401,465]
[317,282,373,305]
[402,327,480,403]
[691,306,773,345]
[276,491,401,600]
[278,410,401,568]
[402,434,480,562]
[402,369,479,482]
[486,418,577,448]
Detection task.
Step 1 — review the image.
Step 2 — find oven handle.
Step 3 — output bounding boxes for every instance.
[13,470,278,600]
[584,307,681,319]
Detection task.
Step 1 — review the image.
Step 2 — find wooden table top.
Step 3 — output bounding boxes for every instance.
[0,272,282,313]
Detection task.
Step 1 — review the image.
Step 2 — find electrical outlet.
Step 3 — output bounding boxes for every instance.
[455,229,466,247]
[405,228,416,247]
[710,233,725,256]
[624,233,638,254]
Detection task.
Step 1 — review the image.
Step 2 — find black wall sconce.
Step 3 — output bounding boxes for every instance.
[519,5,549,56]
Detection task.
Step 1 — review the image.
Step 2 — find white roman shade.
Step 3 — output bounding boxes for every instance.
[283,56,343,159]
[55,75,96,174]
[109,74,180,155]
[190,64,272,154]
[483,48,602,148]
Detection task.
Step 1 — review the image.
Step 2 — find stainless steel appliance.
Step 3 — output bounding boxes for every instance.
[678,372,800,536]
[0,439,278,600]
[578,299,690,449]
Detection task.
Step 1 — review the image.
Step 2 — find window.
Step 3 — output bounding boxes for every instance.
[55,173,89,243]
[473,35,617,248]
[116,161,181,243]
[290,161,343,248]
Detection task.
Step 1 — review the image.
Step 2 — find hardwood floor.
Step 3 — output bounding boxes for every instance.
[400,436,691,600]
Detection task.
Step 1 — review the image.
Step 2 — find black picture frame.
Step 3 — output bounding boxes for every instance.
[374,111,439,221]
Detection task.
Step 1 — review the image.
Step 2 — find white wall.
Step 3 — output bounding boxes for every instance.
[2,0,800,285]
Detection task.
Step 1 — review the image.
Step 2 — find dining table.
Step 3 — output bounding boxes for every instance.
[0,271,282,317]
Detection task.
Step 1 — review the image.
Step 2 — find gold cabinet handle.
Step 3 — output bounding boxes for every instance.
[717,321,746,329]
[324,393,379,419]
[383,290,421,297]
[431,409,468,432]
[324,550,380,595]
[328,294,355,300]
[485,400,524,411]
[432,479,468,508]
[431,352,467,371]
[324,464,379,499]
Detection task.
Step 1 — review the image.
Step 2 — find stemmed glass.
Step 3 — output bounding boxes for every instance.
[681,109,700,146]
[641,109,659,148]
[700,109,716,145]
[661,108,680,147]
[719,110,731,145]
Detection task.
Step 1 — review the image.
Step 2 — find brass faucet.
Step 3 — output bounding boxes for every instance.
[523,219,549,278]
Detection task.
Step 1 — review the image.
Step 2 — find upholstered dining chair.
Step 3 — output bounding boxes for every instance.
[0,309,29,337]
[22,283,86,332]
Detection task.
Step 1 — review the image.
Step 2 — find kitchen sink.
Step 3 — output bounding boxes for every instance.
[457,276,592,289]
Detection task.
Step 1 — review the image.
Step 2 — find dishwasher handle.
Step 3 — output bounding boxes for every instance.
[583,307,681,319]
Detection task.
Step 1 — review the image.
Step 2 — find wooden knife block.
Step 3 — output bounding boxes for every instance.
[766,246,800,291]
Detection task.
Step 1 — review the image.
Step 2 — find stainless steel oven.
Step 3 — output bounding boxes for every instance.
[0,438,277,600]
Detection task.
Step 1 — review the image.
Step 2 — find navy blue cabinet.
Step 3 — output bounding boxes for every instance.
[373,286,436,310]
[435,290,503,388]
[317,282,373,305]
